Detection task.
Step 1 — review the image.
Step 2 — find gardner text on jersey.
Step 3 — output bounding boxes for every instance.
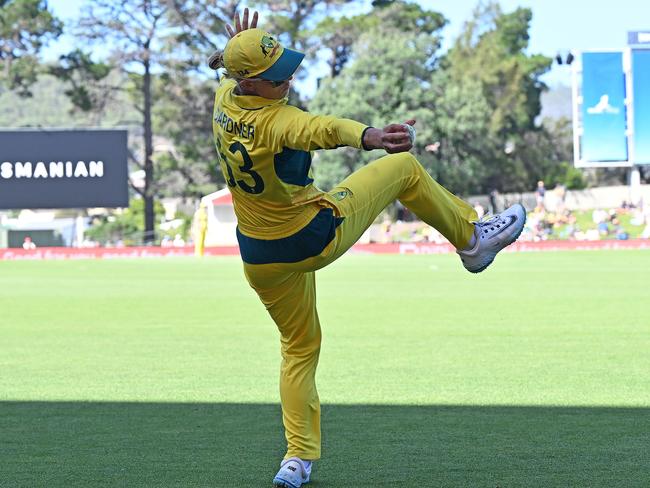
[214,110,255,140]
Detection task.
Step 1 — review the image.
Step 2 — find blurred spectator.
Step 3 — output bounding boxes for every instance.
[522,206,553,241]
[535,180,546,208]
[489,189,499,214]
[395,201,414,222]
[172,234,185,247]
[592,208,607,225]
[597,221,609,236]
[22,236,36,250]
[373,204,646,244]
[380,217,392,243]
[619,200,634,212]
[421,225,444,244]
[612,218,629,240]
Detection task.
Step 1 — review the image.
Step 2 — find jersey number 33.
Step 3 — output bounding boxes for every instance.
[216,137,265,195]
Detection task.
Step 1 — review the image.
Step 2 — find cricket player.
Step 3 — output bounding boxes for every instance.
[210,9,526,487]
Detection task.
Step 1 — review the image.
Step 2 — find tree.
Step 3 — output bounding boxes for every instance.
[309,1,504,195]
[170,1,353,98]
[425,70,495,194]
[261,0,353,52]
[537,117,585,190]
[84,198,167,246]
[167,0,237,67]
[0,0,62,96]
[49,50,112,115]
[442,2,554,193]
[157,1,242,198]
[310,1,566,198]
[314,0,446,78]
[309,24,446,190]
[152,72,220,200]
[60,0,172,243]
[0,71,140,127]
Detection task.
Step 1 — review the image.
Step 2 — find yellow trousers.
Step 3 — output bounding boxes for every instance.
[243,153,477,460]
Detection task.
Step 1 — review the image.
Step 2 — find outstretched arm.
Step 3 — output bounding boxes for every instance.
[271,107,417,154]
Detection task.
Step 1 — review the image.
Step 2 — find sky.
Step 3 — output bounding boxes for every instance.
[45,0,649,91]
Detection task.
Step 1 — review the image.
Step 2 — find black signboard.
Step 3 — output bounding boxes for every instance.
[0,129,128,209]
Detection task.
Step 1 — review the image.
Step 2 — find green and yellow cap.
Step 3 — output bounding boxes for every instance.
[224,28,305,81]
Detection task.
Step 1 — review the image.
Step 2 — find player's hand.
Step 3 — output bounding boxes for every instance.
[380,119,416,153]
[225,8,259,38]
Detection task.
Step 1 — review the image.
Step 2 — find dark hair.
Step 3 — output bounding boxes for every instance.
[207,50,224,70]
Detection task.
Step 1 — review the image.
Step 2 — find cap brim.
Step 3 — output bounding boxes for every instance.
[257,48,305,81]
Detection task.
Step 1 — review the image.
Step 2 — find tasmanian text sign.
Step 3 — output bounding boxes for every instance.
[0,129,128,209]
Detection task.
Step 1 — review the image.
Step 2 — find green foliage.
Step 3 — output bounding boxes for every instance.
[537,117,584,189]
[447,4,551,134]
[153,72,223,198]
[309,1,567,196]
[49,50,112,112]
[0,0,62,95]
[543,161,586,190]
[310,24,443,190]
[494,5,532,55]
[1,55,39,96]
[370,0,446,35]
[312,15,361,78]
[313,0,446,77]
[563,166,587,190]
[308,5,485,194]
[438,3,555,193]
[56,0,177,242]
[427,72,495,194]
[166,0,234,72]
[85,198,166,246]
[260,0,354,51]
[0,73,140,127]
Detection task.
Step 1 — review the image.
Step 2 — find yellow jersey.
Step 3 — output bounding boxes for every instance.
[212,79,368,243]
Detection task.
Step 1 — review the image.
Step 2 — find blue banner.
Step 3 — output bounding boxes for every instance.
[581,52,628,162]
[632,49,650,164]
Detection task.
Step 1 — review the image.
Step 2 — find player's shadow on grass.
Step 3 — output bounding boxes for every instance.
[2,402,648,487]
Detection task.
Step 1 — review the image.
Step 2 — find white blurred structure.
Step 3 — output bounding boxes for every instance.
[198,188,238,246]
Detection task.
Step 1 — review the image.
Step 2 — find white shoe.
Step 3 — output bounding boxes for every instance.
[457,204,526,273]
[272,457,311,487]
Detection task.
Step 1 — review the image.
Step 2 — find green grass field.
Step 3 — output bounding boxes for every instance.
[1,250,649,487]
